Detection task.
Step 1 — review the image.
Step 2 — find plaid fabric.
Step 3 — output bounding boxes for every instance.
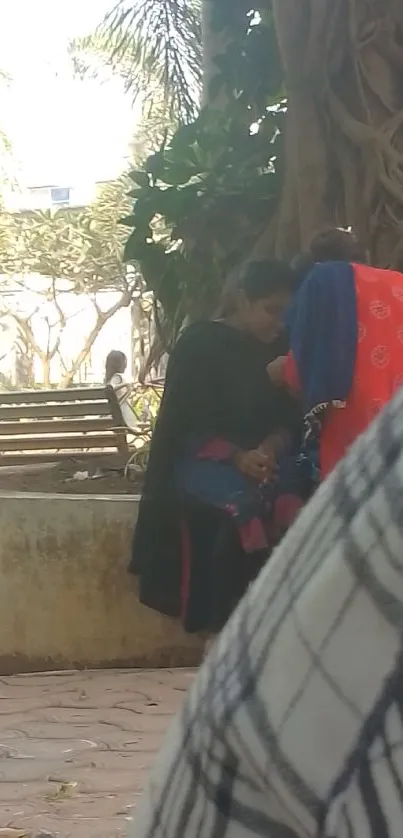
[133,389,403,838]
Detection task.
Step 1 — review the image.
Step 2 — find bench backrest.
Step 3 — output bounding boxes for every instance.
[0,385,129,466]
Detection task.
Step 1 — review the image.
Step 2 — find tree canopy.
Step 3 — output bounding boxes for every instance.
[69,0,202,124]
[0,180,140,386]
[79,0,403,344]
[1,180,130,291]
[115,1,285,343]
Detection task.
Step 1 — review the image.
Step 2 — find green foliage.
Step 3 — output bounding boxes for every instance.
[126,384,162,475]
[0,179,138,385]
[0,179,133,293]
[123,3,285,344]
[75,1,285,346]
[131,384,161,427]
[207,2,283,112]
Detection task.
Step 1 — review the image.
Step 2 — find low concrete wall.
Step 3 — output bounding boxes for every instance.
[0,492,203,675]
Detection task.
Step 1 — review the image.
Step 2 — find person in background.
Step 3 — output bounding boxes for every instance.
[269,227,403,478]
[132,386,403,838]
[129,260,313,636]
[104,350,138,432]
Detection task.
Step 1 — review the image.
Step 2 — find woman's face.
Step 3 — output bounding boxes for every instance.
[239,290,291,343]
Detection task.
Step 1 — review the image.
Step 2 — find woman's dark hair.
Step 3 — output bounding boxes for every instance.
[219,259,297,316]
[290,229,367,288]
[237,259,298,299]
[105,350,127,383]
[309,227,367,264]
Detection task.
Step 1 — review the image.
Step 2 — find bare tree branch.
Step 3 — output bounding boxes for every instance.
[61,289,134,386]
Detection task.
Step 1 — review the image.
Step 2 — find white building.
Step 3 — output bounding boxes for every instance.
[3,180,108,212]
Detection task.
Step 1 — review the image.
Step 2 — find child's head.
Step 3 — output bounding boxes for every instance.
[105,350,127,382]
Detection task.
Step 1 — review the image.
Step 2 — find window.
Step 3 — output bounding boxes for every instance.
[50,187,71,206]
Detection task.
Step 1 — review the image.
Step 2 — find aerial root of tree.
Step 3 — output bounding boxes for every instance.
[272,0,403,265]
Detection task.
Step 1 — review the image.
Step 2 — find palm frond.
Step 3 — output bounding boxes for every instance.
[71,0,202,122]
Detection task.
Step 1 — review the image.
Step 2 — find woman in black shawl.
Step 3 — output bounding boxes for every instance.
[130,260,311,633]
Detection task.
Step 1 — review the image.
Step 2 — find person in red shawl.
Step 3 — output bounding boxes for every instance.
[269,228,403,479]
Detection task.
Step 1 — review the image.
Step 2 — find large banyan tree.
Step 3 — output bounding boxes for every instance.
[273,0,403,266]
[84,0,403,339]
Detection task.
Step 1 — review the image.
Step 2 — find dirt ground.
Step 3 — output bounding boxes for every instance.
[0,461,144,495]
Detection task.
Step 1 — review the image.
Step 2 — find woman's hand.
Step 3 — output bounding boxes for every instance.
[260,430,291,458]
[234,448,276,482]
[267,355,287,386]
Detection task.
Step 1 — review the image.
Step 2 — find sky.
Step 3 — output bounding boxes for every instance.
[0,0,138,187]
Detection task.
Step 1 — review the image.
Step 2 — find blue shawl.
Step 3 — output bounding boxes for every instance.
[286,261,357,414]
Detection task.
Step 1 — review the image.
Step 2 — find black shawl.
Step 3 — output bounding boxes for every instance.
[130,321,301,617]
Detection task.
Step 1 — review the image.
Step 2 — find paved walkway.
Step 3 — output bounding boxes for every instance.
[0,668,194,838]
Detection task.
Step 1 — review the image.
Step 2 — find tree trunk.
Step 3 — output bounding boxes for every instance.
[42,357,51,388]
[273,0,403,265]
[15,352,35,388]
[60,292,132,387]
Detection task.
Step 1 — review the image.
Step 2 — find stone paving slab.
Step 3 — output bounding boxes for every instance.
[0,669,194,838]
